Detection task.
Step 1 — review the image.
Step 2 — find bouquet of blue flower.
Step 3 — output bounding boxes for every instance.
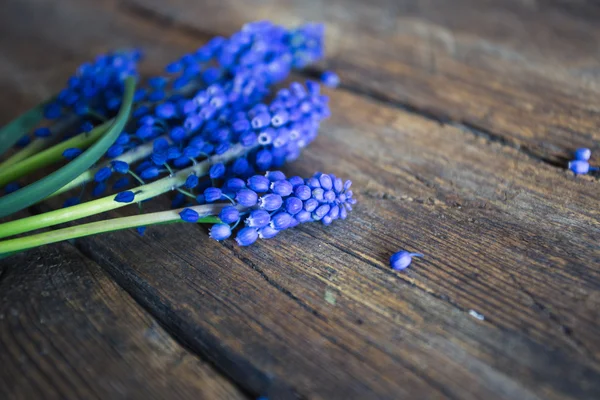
[0,21,351,256]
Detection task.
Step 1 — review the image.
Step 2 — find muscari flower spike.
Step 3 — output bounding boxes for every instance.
[179,171,355,246]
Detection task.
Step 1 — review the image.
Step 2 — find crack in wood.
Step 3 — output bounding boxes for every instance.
[221,241,328,322]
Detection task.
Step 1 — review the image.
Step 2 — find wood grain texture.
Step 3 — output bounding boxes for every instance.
[0,0,599,399]
[119,0,600,164]
[0,243,245,399]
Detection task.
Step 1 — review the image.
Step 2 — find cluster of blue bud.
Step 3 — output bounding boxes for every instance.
[568,148,598,175]
[58,21,327,199]
[47,50,142,121]
[179,171,356,246]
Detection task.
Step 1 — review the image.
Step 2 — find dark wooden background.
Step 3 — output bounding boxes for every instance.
[1,0,599,399]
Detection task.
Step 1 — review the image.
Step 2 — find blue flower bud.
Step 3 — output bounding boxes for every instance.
[156,102,177,119]
[270,212,293,230]
[271,110,289,127]
[34,127,51,138]
[251,112,271,129]
[574,148,591,161]
[141,166,160,180]
[288,176,304,188]
[136,125,155,140]
[232,158,251,176]
[165,61,183,74]
[295,210,311,223]
[255,149,273,171]
[333,177,343,193]
[167,147,182,160]
[236,227,259,246]
[259,193,283,211]
[170,126,186,142]
[180,208,200,222]
[318,173,333,190]
[136,226,147,236]
[390,251,423,271]
[107,144,124,158]
[313,204,331,220]
[568,160,590,175]
[257,128,275,145]
[270,179,293,196]
[323,190,336,203]
[151,151,168,165]
[307,177,321,189]
[258,225,279,239]
[321,71,340,88]
[204,187,222,202]
[235,189,258,207]
[340,205,348,219]
[265,171,285,182]
[116,133,130,145]
[304,198,319,212]
[111,160,129,174]
[16,136,30,147]
[153,138,169,151]
[312,188,324,201]
[94,167,112,182]
[209,223,232,241]
[225,178,246,191]
[245,210,271,228]
[240,131,258,147]
[63,148,83,160]
[247,175,270,192]
[285,197,303,215]
[185,174,199,189]
[293,185,311,200]
[114,191,135,203]
[209,163,226,179]
[219,206,240,224]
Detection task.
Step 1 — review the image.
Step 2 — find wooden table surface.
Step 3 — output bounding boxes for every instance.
[1,0,599,399]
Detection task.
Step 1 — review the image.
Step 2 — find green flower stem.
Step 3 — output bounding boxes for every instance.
[0,204,224,255]
[0,96,56,158]
[48,133,169,199]
[0,120,111,187]
[0,143,252,239]
[0,77,136,220]
[0,114,79,169]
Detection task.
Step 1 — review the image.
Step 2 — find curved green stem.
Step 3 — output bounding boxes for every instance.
[0,96,56,158]
[0,120,111,187]
[0,114,79,169]
[0,204,224,255]
[0,142,251,238]
[0,77,136,219]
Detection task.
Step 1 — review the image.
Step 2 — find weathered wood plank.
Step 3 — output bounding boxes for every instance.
[1,0,599,399]
[0,243,246,399]
[119,0,600,163]
[66,86,600,400]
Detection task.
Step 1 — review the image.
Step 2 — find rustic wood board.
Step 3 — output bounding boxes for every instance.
[118,0,600,164]
[0,243,245,399]
[0,0,599,399]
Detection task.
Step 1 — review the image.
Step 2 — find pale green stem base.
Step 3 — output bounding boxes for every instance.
[0,120,111,187]
[0,204,225,255]
[0,114,79,169]
[0,143,252,239]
